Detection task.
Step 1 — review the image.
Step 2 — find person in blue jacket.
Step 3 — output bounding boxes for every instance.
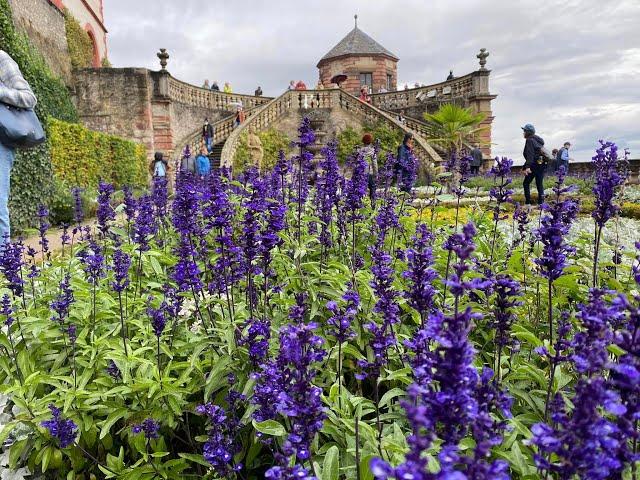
[196,145,211,178]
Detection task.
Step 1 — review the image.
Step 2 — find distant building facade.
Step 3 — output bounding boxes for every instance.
[53,0,108,67]
[317,16,398,95]
[7,0,107,81]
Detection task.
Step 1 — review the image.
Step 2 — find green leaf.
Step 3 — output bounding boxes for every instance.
[178,452,211,468]
[100,407,128,439]
[252,419,287,437]
[378,388,405,408]
[322,445,339,480]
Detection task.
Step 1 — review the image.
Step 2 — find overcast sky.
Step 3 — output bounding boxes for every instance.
[104,0,639,163]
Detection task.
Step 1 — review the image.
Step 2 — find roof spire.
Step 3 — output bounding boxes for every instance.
[354,14,358,28]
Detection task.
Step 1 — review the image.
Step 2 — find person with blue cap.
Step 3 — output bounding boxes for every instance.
[521,123,547,205]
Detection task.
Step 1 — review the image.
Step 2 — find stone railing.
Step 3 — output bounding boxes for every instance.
[175,106,265,156]
[165,75,272,111]
[220,89,443,171]
[371,71,482,111]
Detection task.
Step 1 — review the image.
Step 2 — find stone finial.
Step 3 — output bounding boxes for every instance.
[477,48,489,71]
[354,14,358,28]
[157,48,169,72]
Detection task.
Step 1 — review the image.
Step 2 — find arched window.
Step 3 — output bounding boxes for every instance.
[84,24,100,67]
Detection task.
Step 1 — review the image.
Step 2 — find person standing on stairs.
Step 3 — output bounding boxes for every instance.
[0,49,38,243]
[211,81,220,91]
[223,82,232,93]
[254,86,263,96]
[202,118,214,153]
[151,151,168,179]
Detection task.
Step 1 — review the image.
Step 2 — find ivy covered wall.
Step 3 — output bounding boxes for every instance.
[0,0,78,232]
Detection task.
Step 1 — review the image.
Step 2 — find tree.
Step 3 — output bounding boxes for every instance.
[424,103,486,155]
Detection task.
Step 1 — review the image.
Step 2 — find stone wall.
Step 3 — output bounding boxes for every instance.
[7,0,72,83]
[72,68,155,152]
[170,102,229,151]
[318,55,397,95]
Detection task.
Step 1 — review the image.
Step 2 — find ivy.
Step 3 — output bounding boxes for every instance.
[0,0,78,232]
[64,8,93,69]
[49,118,147,191]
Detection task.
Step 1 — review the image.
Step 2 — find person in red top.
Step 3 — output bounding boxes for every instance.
[294,80,307,91]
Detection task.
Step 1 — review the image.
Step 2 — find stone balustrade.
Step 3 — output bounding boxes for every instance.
[220,89,443,172]
[165,75,272,111]
[371,71,482,111]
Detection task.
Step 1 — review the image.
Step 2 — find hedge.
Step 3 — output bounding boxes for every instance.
[49,118,148,190]
[0,0,77,232]
[233,128,291,171]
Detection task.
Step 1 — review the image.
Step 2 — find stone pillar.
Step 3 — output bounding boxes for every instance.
[468,67,497,167]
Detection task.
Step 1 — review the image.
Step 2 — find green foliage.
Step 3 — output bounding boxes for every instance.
[48,178,97,226]
[0,0,78,232]
[233,128,291,171]
[423,103,486,153]
[64,9,94,69]
[101,56,112,68]
[336,122,403,165]
[0,167,637,479]
[48,118,148,190]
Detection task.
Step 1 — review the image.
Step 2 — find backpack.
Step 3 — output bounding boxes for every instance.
[556,148,564,162]
[539,146,553,163]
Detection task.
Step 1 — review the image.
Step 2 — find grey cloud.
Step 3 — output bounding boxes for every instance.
[104,0,640,163]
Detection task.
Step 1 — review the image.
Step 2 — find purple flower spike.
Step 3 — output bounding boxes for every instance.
[41,404,77,448]
[132,418,160,440]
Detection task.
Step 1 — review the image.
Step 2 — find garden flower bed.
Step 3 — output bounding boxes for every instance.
[0,120,637,480]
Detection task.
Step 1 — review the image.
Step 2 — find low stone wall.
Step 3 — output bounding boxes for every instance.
[510,158,640,184]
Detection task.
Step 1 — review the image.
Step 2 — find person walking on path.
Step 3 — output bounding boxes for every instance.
[470,144,483,175]
[223,82,232,94]
[254,86,263,96]
[211,81,220,91]
[202,79,210,89]
[358,133,378,205]
[152,151,168,178]
[196,146,211,178]
[558,141,571,173]
[202,118,214,152]
[396,133,416,193]
[521,123,547,205]
[288,80,296,91]
[0,50,37,242]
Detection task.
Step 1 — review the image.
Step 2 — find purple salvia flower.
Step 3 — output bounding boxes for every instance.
[403,223,439,324]
[71,187,84,227]
[132,194,157,252]
[106,360,121,380]
[79,241,105,285]
[147,297,167,338]
[132,418,160,440]
[50,274,74,325]
[122,185,137,225]
[326,287,359,343]
[1,294,14,327]
[197,390,245,476]
[41,404,78,448]
[96,182,115,237]
[534,171,579,282]
[151,175,168,220]
[67,324,77,344]
[37,205,49,255]
[358,242,400,379]
[0,239,25,296]
[239,317,271,365]
[344,151,368,221]
[110,247,131,293]
[592,140,627,228]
